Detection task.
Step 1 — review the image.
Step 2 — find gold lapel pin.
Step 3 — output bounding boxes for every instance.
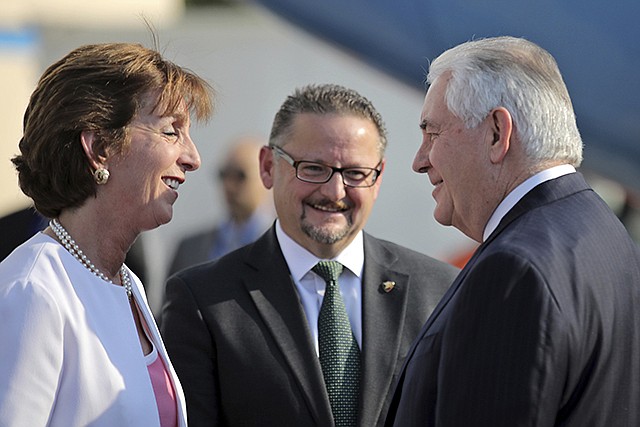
[380,281,396,293]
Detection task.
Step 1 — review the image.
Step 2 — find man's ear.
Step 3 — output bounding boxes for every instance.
[80,130,107,170]
[489,107,513,164]
[258,145,274,189]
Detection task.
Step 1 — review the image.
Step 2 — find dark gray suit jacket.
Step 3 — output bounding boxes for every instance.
[386,172,640,426]
[161,227,458,426]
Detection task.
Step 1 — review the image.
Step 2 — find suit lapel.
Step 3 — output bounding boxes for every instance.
[241,228,333,425]
[359,235,412,426]
[409,242,483,344]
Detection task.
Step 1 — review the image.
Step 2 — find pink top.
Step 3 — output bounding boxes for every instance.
[146,347,178,427]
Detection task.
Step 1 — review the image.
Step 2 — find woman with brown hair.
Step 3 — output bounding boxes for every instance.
[0,42,213,426]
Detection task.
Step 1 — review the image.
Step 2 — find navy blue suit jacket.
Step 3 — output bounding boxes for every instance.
[386,172,640,426]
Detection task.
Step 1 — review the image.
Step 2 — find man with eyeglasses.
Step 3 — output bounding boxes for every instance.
[161,84,458,427]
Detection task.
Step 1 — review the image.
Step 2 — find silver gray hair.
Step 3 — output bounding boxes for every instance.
[427,36,583,166]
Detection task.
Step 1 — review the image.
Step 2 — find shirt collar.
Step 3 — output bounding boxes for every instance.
[275,220,365,281]
[483,164,576,241]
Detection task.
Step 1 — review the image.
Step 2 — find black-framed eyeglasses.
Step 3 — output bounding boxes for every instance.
[270,145,381,188]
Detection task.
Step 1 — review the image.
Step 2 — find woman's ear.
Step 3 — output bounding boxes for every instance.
[80,130,107,170]
[489,107,513,164]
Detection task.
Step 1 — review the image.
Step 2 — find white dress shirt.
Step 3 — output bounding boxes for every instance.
[275,220,364,355]
[483,164,576,241]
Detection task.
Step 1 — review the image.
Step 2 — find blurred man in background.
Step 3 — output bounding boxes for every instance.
[167,136,274,276]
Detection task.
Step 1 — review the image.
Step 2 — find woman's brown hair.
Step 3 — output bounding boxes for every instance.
[12,42,214,218]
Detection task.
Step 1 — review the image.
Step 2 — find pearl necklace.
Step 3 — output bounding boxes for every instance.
[50,218,132,299]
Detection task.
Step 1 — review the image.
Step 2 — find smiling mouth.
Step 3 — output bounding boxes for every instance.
[162,178,180,190]
[309,201,349,213]
[430,178,444,199]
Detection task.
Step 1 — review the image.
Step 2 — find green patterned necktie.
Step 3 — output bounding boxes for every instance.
[313,261,360,427]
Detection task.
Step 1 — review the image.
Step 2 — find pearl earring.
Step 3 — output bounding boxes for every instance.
[93,168,110,185]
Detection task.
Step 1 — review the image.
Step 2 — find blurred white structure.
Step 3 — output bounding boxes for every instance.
[0,0,182,28]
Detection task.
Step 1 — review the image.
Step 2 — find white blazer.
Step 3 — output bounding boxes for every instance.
[0,233,187,427]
